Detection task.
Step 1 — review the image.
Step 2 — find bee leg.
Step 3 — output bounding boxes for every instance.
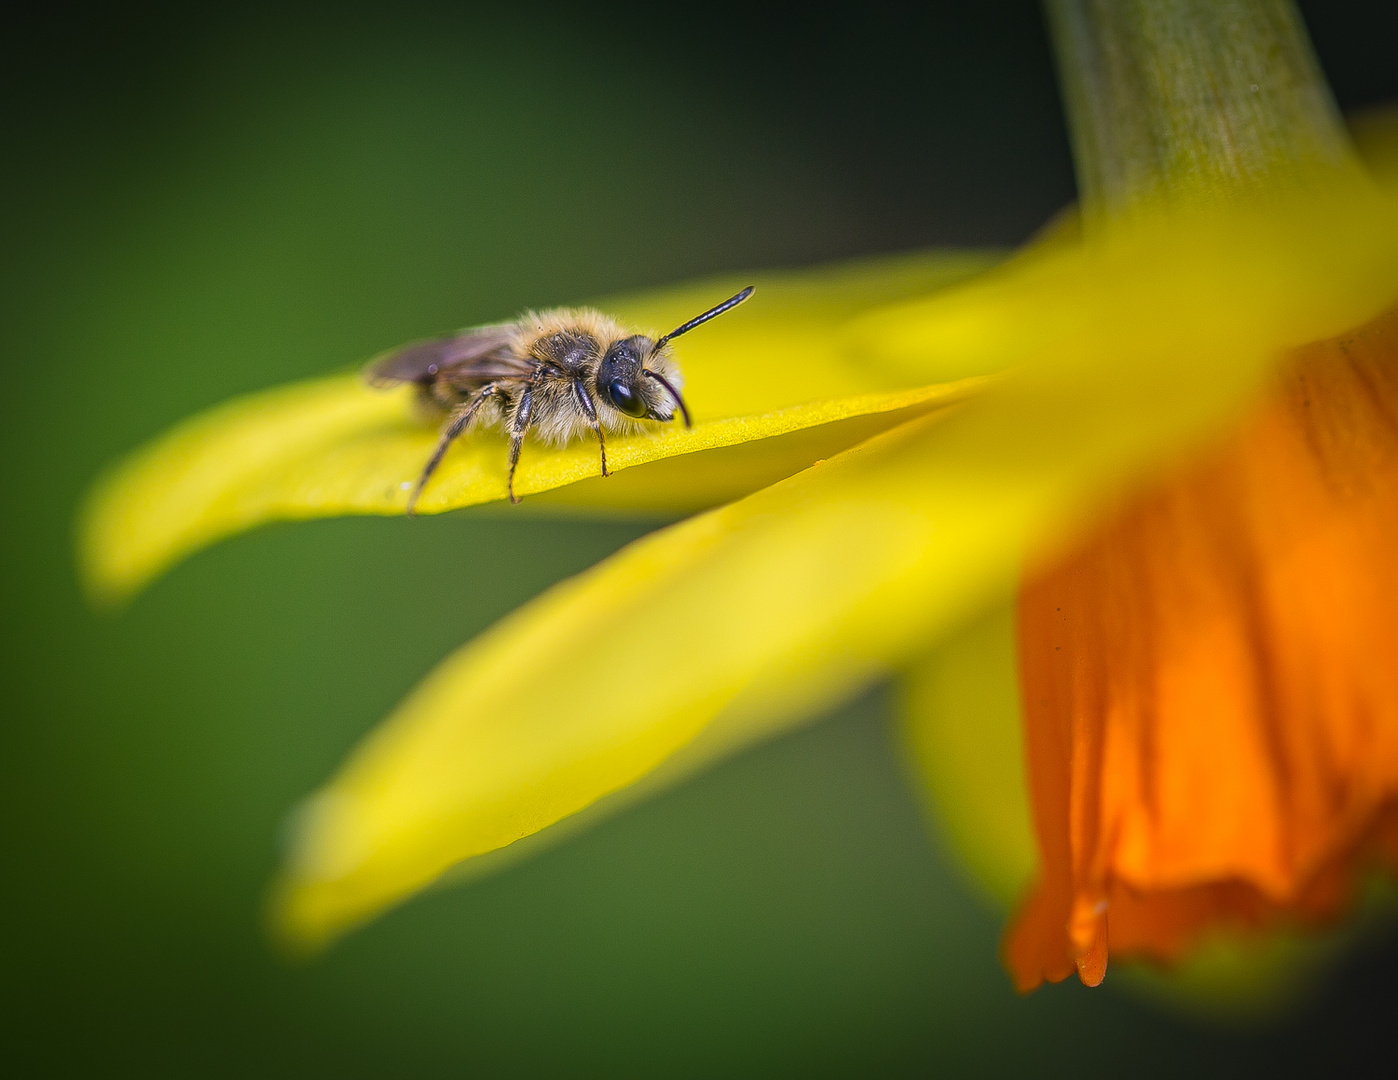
[506,386,535,504]
[407,382,502,515]
[571,380,608,477]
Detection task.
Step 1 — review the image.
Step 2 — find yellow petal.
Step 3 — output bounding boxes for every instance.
[897,601,1036,909]
[274,176,1398,949]
[273,411,1010,949]
[79,250,1000,605]
[853,177,1398,397]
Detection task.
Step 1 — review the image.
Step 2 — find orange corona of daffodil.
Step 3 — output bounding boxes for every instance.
[78,0,1398,998]
[1008,304,1398,992]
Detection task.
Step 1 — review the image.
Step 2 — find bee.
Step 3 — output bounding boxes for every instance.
[367,286,754,512]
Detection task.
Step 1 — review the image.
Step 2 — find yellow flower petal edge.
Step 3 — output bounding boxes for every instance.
[78,249,1001,606]
[898,601,1036,909]
[272,174,1398,950]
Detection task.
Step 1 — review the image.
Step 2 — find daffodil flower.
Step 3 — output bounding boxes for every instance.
[80,0,1398,999]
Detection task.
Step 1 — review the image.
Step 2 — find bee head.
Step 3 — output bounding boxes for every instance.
[595,336,651,418]
[596,336,691,427]
[595,287,754,429]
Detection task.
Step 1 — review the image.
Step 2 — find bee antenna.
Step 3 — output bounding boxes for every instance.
[653,286,754,351]
[642,370,692,428]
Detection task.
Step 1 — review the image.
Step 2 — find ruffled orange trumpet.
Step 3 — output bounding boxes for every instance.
[1010,306,1398,989]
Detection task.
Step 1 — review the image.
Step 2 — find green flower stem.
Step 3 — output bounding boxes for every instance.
[1043,0,1355,219]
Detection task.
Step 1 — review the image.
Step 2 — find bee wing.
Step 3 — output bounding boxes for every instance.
[364,325,525,388]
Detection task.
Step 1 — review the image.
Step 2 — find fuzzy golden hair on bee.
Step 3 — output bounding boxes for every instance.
[513,307,628,346]
[365,285,753,511]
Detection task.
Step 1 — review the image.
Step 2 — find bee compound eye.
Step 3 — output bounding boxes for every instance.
[605,379,648,418]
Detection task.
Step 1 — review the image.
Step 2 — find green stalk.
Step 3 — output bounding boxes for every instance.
[1043,0,1355,219]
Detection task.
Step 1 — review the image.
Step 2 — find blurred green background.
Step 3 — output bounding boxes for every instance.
[4,2,1397,1075]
